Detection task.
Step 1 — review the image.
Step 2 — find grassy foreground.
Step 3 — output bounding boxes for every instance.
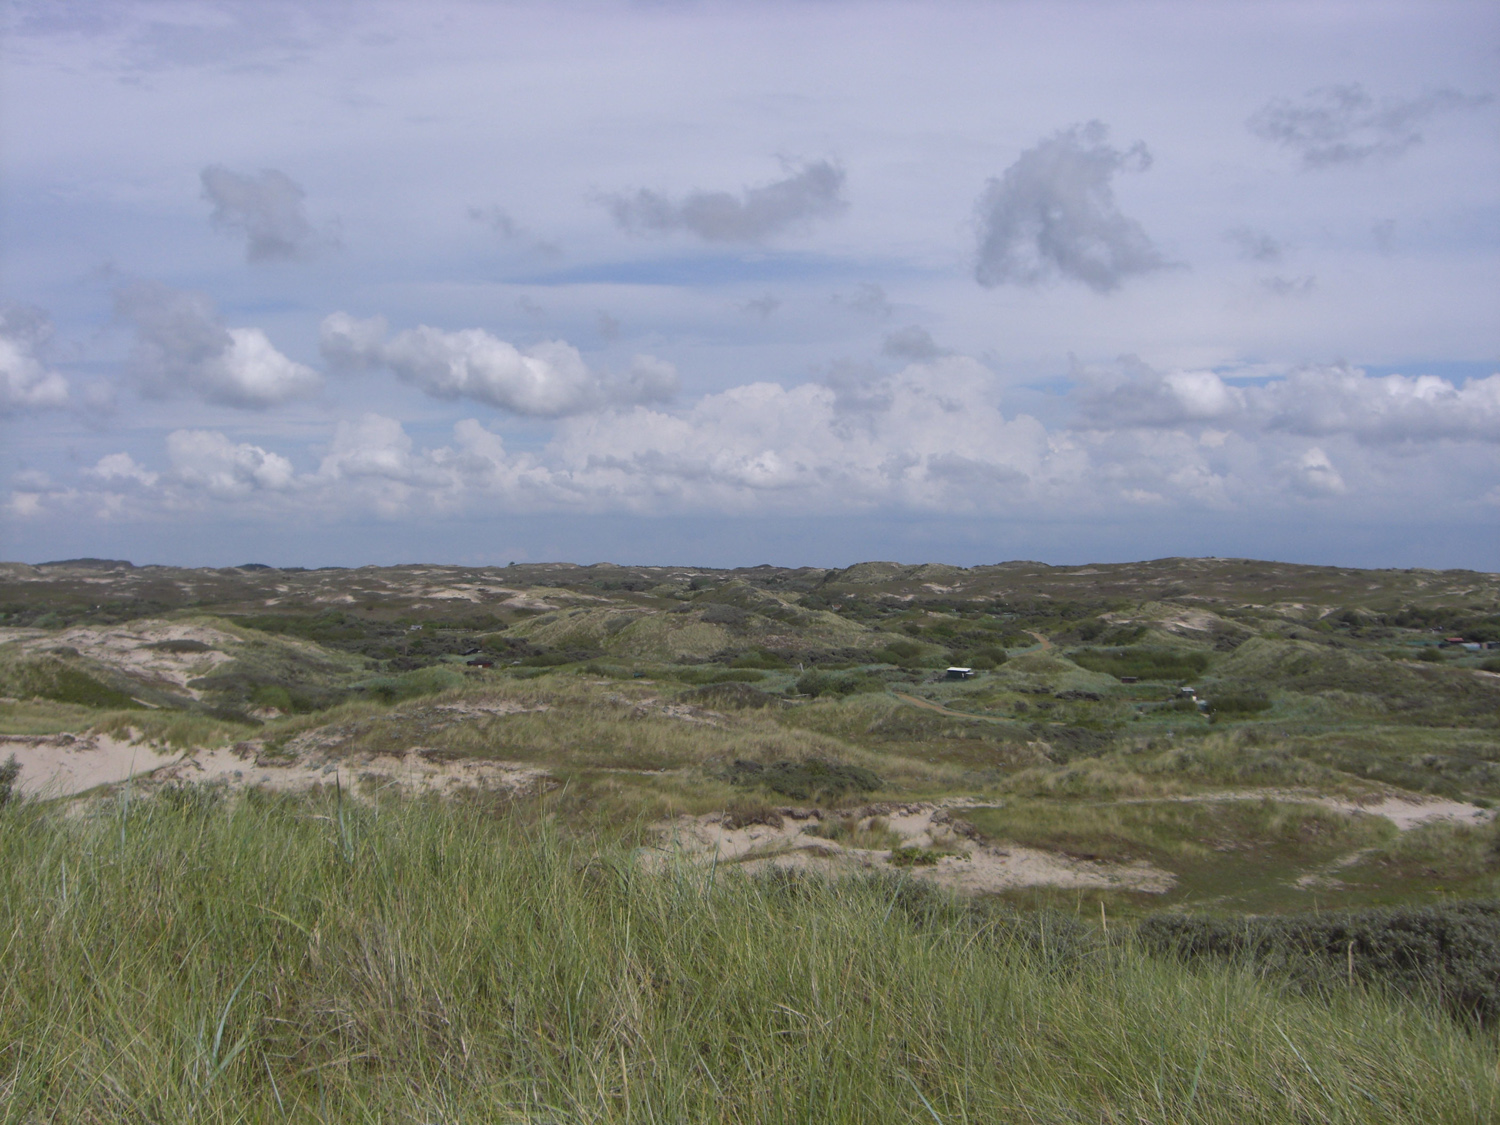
[0,794,1494,1123]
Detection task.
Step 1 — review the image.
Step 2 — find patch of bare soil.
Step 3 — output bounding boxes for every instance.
[0,724,552,801]
[1310,794,1495,830]
[651,802,1174,895]
[0,732,182,797]
[155,744,549,800]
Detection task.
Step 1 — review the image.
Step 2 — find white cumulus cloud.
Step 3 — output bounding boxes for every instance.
[117,281,320,408]
[319,313,677,417]
[167,430,296,496]
[0,307,69,413]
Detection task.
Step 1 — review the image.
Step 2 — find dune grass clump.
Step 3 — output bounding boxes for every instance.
[0,794,1493,1121]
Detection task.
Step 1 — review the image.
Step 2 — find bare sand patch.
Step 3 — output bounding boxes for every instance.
[652,802,1174,895]
[0,732,182,797]
[154,744,549,800]
[1311,795,1495,830]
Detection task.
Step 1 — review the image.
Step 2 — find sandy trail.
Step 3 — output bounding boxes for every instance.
[1095,790,1496,831]
[1025,631,1052,650]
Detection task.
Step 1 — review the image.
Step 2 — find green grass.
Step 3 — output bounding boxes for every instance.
[0,794,1493,1122]
[963,798,1403,914]
[1071,646,1211,682]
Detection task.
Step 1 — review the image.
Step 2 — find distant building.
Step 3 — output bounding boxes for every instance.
[466,659,494,668]
[944,667,975,680]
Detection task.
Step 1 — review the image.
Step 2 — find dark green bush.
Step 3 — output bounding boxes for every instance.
[727,758,881,802]
[673,667,764,685]
[5,658,143,710]
[1071,647,1210,682]
[1205,690,1272,716]
[1137,900,1500,1026]
[0,755,19,807]
[872,639,925,666]
[146,639,213,653]
[730,650,790,670]
[794,670,881,697]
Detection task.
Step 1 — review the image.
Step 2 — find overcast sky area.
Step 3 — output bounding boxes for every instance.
[2,0,1497,570]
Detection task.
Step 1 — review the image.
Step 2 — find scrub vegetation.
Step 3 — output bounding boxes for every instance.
[1,555,1498,1118]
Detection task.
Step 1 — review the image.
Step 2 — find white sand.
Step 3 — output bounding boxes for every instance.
[0,733,182,797]
[653,802,1175,895]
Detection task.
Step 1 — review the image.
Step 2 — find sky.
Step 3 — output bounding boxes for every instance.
[1,0,1497,571]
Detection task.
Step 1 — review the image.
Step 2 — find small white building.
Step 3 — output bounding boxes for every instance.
[945,667,975,680]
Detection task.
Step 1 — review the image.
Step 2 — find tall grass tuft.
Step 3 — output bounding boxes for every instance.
[0,793,1493,1121]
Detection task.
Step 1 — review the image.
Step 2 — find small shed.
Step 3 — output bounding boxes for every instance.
[944,667,975,680]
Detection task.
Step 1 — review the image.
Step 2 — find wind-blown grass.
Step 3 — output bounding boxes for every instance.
[0,794,1493,1122]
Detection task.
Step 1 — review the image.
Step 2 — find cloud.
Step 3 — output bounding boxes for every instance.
[974,122,1170,293]
[116,281,320,408]
[1262,275,1315,297]
[741,294,780,321]
[1228,227,1283,263]
[1285,447,1346,496]
[1075,357,1244,429]
[32,352,1500,530]
[200,165,320,262]
[840,282,893,321]
[882,325,944,361]
[319,313,677,416]
[87,452,158,487]
[466,205,561,256]
[167,430,296,496]
[1075,358,1500,446]
[606,159,847,243]
[1248,85,1490,168]
[1259,366,1500,445]
[0,306,69,413]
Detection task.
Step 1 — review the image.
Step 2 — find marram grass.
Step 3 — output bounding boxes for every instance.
[0,791,1493,1123]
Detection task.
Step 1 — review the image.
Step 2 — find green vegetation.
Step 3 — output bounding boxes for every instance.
[0,653,144,710]
[1072,646,1211,681]
[1139,901,1500,1026]
[0,795,1492,1122]
[3,557,1500,1116]
[726,757,882,802]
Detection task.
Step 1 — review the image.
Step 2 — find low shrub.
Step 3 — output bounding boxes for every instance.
[1205,690,1272,716]
[726,757,881,802]
[730,650,790,670]
[1072,647,1210,682]
[1137,900,1500,1025]
[677,683,785,709]
[0,755,19,807]
[146,639,213,653]
[673,667,765,685]
[793,670,881,697]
